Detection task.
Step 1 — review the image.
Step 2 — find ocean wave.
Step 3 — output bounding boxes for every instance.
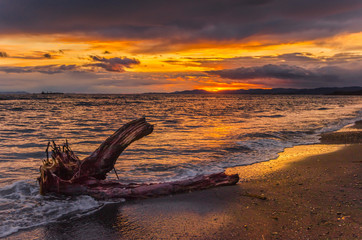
[9,107,24,112]
[257,114,284,118]
[239,132,285,140]
[74,101,98,107]
[0,180,118,238]
[317,111,362,135]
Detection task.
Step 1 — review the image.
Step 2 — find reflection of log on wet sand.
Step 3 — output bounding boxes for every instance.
[38,117,239,199]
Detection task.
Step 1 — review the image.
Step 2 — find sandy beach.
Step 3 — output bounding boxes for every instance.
[6,125,362,240]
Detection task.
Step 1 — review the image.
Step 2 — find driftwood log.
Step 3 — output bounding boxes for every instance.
[38,117,239,199]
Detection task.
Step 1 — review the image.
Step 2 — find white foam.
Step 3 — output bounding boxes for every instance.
[0,180,117,238]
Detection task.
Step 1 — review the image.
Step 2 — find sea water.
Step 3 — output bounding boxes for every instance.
[0,94,361,237]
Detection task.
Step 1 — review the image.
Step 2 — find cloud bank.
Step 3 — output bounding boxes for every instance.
[207,64,362,88]
[0,0,361,43]
[0,65,79,74]
[0,56,140,74]
[88,56,140,72]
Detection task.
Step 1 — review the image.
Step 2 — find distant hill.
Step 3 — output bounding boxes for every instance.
[170,87,362,95]
[327,89,362,95]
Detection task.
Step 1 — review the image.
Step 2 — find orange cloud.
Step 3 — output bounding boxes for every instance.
[1,30,362,92]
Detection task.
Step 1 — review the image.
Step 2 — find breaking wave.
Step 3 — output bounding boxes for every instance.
[0,180,118,238]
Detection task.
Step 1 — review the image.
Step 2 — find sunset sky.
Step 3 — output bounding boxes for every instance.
[0,0,362,93]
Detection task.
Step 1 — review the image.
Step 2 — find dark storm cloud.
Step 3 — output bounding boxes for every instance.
[6,51,58,60]
[277,53,318,62]
[87,56,140,72]
[0,0,361,42]
[0,56,140,74]
[207,64,320,80]
[0,64,80,74]
[43,53,52,59]
[206,64,362,88]
[0,51,8,57]
[165,52,362,69]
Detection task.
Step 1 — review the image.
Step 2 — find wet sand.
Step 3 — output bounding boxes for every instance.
[6,130,362,239]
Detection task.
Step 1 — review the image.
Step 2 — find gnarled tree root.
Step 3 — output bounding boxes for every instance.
[38,117,239,199]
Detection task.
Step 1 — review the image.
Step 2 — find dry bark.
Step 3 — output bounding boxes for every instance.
[38,117,239,199]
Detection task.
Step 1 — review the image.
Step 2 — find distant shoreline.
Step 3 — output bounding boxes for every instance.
[170,86,362,95]
[1,86,362,95]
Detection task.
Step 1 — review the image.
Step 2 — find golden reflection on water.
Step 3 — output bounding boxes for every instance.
[203,125,234,138]
[0,94,361,185]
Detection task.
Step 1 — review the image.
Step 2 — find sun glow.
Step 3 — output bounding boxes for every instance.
[195,81,264,92]
[0,31,361,92]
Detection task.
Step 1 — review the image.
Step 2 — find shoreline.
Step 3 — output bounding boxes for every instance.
[225,119,362,182]
[6,125,362,239]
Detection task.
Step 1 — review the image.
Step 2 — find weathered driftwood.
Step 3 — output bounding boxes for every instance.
[38,117,239,199]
